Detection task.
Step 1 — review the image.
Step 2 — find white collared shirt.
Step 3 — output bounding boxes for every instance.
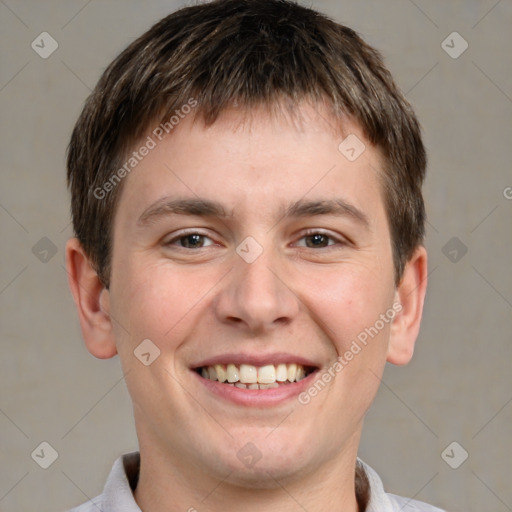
[68,452,446,511]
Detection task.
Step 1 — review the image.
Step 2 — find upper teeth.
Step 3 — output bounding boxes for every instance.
[200,363,308,384]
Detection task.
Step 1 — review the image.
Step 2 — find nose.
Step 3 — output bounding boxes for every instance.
[213,245,300,334]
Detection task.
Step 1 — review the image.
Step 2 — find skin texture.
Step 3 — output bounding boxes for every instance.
[66,101,427,512]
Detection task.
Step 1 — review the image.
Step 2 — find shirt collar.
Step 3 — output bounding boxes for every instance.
[357,458,396,512]
[102,452,141,511]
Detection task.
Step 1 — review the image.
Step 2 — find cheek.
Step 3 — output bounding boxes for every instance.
[110,260,219,353]
[297,264,394,350]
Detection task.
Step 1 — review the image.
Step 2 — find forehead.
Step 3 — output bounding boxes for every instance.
[114,101,387,228]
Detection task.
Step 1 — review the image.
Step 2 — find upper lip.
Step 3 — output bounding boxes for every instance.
[191,352,321,369]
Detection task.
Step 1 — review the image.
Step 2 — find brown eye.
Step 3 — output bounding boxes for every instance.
[180,234,205,248]
[304,233,331,248]
[295,231,341,249]
[167,232,215,249]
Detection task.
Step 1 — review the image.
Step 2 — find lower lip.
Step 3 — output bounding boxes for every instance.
[192,370,319,407]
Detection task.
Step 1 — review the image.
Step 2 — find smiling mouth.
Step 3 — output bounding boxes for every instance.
[195,363,316,389]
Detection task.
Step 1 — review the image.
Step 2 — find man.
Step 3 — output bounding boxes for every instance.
[65,0,444,510]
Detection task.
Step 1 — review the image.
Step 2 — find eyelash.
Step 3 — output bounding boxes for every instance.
[165,229,346,250]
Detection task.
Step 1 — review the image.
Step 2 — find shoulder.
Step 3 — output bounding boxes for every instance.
[358,459,446,512]
[65,452,140,512]
[67,496,104,512]
[386,493,446,511]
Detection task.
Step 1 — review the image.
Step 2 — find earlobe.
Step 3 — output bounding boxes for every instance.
[65,238,117,359]
[386,246,428,366]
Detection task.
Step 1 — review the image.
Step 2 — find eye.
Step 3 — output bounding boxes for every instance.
[295,231,343,249]
[166,232,216,249]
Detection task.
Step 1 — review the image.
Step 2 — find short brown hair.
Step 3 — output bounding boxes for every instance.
[67,0,426,288]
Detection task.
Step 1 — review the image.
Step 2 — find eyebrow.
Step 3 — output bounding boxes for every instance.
[138,197,229,226]
[137,196,370,228]
[284,198,370,228]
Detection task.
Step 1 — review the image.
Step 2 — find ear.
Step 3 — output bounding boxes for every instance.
[65,238,117,359]
[386,245,428,366]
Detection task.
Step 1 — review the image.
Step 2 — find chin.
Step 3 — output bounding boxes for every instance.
[223,455,308,489]
[208,435,318,488]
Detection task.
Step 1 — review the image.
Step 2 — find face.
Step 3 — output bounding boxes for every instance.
[103,102,399,485]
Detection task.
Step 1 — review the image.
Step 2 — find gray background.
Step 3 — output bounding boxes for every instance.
[1,1,511,511]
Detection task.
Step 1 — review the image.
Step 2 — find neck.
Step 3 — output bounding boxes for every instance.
[134,439,365,512]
